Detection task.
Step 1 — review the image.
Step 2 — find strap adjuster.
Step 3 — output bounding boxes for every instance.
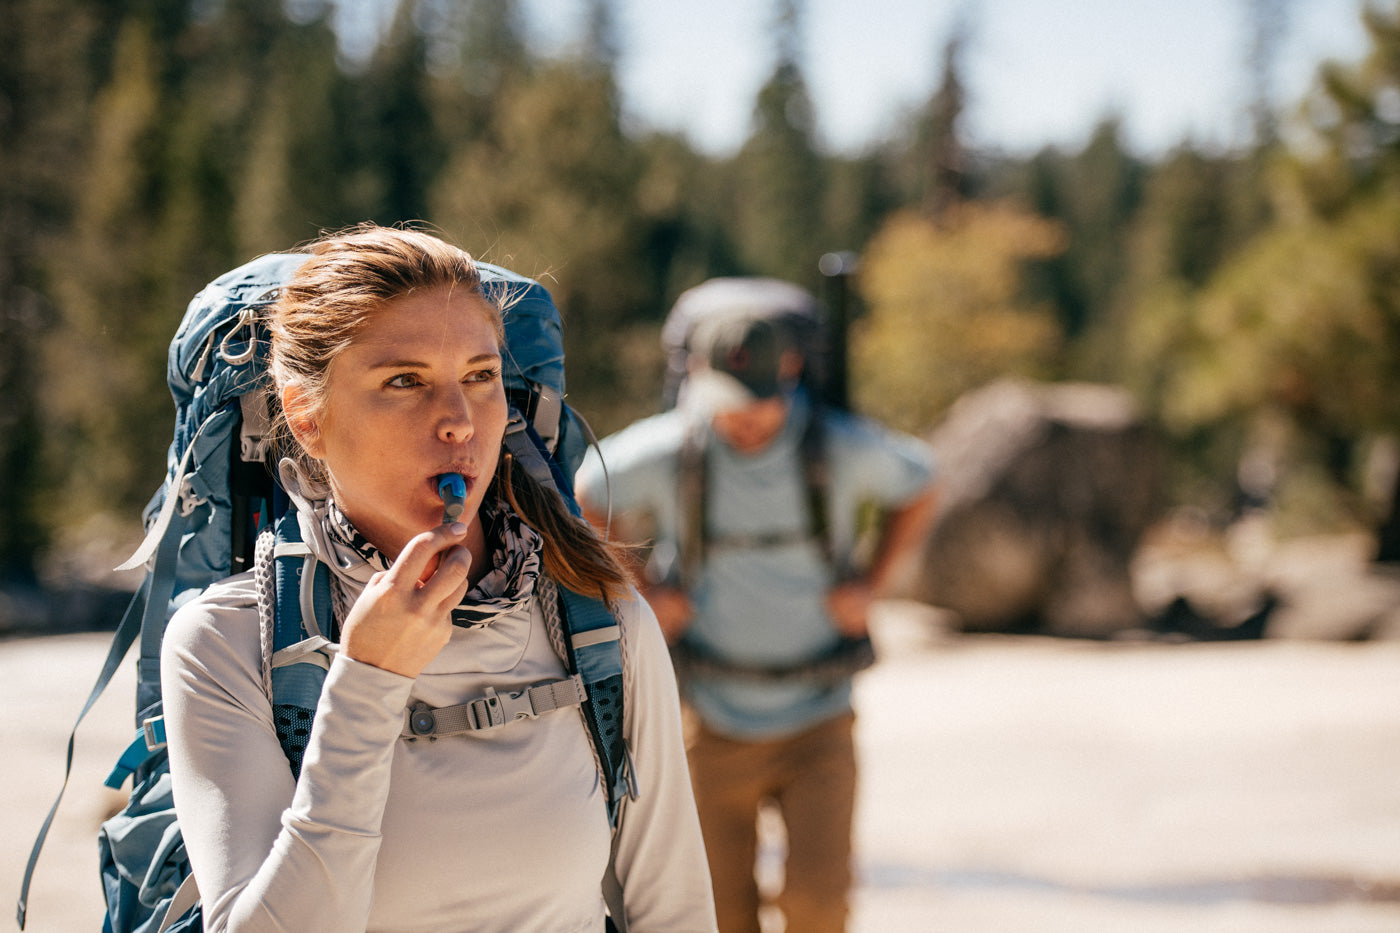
[468,685,540,728]
[142,715,167,752]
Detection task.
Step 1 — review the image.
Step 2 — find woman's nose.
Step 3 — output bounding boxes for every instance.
[437,387,475,444]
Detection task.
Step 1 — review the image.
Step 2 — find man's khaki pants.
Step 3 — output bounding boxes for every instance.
[687,712,857,933]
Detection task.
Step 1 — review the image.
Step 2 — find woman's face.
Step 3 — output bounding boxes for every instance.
[292,285,508,561]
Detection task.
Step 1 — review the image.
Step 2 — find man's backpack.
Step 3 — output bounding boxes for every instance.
[656,276,875,684]
[17,251,632,933]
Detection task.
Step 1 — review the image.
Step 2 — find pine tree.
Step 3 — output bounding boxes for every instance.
[729,0,825,286]
[430,1,654,429]
[1,0,102,574]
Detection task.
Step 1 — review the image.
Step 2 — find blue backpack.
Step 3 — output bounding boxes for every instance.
[17,252,633,932]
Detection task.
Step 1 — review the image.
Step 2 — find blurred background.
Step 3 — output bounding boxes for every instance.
[2,0,1399,639]
[8,4,1400,930]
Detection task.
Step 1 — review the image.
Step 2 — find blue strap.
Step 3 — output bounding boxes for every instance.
[559,588,623,683]
[17,576,149,930]
[271,511,332,646]
[104,732,154,790]
[266,509,334,771]
[103,717,167,789]
[556,586,633,823]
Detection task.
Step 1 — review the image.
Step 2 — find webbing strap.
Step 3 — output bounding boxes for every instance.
[533,386,563,451]
[401,675,587,738]
[503,410,559,489]
[135,506,192,716]
[154,872,200,933]
[16,576,149,930]
[114,419,207,573]
[799,407,838,574]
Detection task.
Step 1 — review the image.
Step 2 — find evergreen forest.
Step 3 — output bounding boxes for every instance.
[5,0,1400,593]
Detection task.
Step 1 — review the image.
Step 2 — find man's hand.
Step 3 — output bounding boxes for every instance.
[642,583,695,644]
[826,579,874,638]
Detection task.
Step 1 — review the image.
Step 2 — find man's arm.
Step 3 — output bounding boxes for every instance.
[825,481,941,636]
[579,493,695,644]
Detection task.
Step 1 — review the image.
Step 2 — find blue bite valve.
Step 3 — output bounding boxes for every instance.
[437,473,467,524]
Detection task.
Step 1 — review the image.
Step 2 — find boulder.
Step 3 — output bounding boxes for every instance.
[898,379,1166,637]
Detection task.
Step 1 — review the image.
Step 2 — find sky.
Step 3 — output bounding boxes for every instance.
[335,0,1377,157]
[530,0,1375,156]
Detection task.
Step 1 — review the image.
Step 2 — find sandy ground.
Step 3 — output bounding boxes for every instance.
[5,604,1400,932]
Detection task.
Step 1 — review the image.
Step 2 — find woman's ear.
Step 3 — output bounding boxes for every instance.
[281,382,326,459]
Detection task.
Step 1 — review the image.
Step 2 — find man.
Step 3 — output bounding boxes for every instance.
[575,278,938,933]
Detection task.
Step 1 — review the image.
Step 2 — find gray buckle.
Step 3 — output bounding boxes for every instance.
[468,686,538,729]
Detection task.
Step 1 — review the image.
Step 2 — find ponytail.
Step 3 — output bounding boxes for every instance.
[495,452,636,604]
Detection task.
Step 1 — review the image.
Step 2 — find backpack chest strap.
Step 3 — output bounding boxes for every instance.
[402,675,587,738]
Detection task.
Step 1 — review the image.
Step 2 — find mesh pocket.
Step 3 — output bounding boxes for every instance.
[589,675,625,760]
[272,704,315,777]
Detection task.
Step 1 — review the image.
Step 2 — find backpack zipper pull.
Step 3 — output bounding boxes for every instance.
[189,329,220,383]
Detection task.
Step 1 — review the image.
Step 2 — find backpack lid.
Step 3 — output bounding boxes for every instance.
[168,254,567,406]
[660,277,822,408]
[476,261,566,399]
[661,277,818,353]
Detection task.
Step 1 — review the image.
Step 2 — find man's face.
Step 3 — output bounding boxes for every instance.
[711,396,789,454]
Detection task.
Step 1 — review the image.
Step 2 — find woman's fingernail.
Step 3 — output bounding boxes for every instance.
[450,522,468,535]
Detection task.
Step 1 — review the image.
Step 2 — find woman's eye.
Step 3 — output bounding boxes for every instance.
[386,373,422,389]
[465,366,502,385]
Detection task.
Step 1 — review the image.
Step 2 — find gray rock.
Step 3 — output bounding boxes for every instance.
[898,379,1167,637]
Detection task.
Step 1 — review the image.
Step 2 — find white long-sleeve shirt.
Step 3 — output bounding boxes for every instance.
[160,572,716,932]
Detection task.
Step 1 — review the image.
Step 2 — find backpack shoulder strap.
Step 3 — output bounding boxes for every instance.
[799,403,837,575]
[251,511,637,823]
[675,421,708,589]
[551,582,636,827]
[256,508,335,778]
[675,401,837,585]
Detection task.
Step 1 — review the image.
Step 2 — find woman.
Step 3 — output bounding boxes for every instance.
[160,225,717,932]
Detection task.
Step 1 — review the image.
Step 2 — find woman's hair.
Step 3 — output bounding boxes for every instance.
[267,223,634,602]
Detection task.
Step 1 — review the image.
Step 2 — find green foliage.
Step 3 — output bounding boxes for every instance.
[1144,180,1400,439]
[7,0,1400,577]
[727,3,826,287]
[0,0,104,575]
[852,204,1066,434]
[1125,3,1400,526]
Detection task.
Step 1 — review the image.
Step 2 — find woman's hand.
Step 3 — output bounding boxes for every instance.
[341,522,474,678]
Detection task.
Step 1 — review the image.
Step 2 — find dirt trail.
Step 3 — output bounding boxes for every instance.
[6,609,1400,932]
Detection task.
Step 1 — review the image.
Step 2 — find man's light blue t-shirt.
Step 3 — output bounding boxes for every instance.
[575,393,935,739]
